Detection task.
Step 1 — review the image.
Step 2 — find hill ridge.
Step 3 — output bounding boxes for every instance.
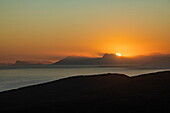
[0,71,170,112]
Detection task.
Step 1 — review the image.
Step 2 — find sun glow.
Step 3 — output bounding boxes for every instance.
[116,53,122,56]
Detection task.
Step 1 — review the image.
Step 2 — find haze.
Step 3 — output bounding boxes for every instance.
[0,0,170,63]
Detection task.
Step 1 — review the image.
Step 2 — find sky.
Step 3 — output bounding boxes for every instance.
[0,0,170,63]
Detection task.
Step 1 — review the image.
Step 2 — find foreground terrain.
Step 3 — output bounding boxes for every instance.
[0,71,170,113]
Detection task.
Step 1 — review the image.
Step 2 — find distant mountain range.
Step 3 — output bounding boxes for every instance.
[1,54,169,68]
[54,54,170,68]
[54,54,134,66]
[14,60,52,65]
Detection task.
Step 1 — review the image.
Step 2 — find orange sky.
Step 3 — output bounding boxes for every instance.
[0,0,170,63]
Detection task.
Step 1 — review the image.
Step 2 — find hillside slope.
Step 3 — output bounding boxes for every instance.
[0,71,170,113]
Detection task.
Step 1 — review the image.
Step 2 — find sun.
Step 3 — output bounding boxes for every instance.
[116,53,122,56]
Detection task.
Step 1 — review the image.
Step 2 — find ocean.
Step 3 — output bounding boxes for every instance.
[0,65,169,92]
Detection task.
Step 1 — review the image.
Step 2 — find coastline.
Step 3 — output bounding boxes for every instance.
[0,71,170,112]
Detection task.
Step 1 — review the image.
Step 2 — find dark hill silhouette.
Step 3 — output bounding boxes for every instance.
[0,71,170,112]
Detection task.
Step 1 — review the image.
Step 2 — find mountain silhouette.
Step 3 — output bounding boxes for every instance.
[54,54,170,68]
[14,60,52,65]
[54,54,122,65]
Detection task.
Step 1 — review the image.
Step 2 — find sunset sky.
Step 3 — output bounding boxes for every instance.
[0,0,170,63]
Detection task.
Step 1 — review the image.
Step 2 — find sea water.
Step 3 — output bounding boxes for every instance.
[0,65,168,92]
